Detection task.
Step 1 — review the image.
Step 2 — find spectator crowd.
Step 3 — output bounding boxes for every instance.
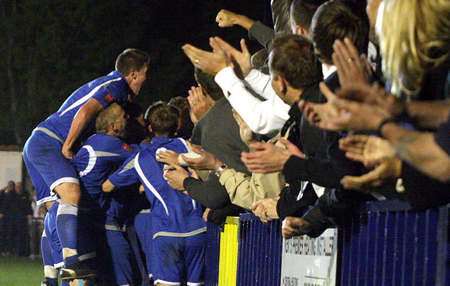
[14,0,450,285]
[0,181,34,257]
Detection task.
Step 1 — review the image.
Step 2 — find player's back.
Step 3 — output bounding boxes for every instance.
[72,133,135,222]
[39,71,130,141]
[135,136,205,236]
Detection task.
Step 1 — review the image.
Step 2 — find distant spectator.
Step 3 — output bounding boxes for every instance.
[1,181,33,256]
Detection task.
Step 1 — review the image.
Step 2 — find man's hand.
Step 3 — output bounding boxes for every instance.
[281,217,311,239]
[341,157,402,191]
[300,83,389,132]
[251,198,279,223]
[163,165,190,191]
[182,43,230,75]
[156,149,180,166]
[216,9,239,27]
[276,138,305,159]
[187,86,215,123]
[241,142,292,173]
[62,143,74,159]
[333,38,371,88]
[181,145,223,170]
[210,37,252,78]
[339,135,395,167]
[202,208,211,222]
[102,180,115,193]
[333,81,405,121]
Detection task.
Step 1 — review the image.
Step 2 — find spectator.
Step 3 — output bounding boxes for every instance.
[1,181,33,256]
[300,0,450,208]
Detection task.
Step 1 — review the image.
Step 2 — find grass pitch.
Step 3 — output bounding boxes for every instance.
[0,256,42,286]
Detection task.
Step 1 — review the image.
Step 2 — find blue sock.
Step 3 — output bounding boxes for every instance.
[42,230,58,286]
[41,231,54,269]
[56,203,79,267]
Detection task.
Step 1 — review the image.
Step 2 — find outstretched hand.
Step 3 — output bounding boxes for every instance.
[241,140,301,173]
[163,165,190,191]
[187,86,214,123]
[333,38,371,88]
[181,144,223,170]
[340,157,401,191]
[252,198,279,223]
[300,83,390,132]
[339,135,395,167]
[156,149,180,166]
[182,42,230,75]
[210,37,252,77]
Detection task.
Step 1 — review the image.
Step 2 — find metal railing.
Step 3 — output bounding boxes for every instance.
[205,201,449,286]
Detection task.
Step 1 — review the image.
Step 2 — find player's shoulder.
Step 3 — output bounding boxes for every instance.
[167,137,189,153]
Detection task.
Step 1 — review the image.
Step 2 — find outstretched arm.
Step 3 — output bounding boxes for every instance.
[381,123,450,182]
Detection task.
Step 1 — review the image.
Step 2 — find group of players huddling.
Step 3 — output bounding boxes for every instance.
[24,49,206,286]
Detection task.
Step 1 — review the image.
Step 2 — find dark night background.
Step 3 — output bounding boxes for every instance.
[0,0,272,146]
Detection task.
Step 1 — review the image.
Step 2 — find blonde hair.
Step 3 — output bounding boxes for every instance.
[95,103,123,133]
[380,0,450,97]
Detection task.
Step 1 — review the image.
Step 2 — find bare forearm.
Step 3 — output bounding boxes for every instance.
[64,109,92,148]
[382,123,450,182]
[234,14,255,31]
[63,99,102,152]
[406,100,450,129]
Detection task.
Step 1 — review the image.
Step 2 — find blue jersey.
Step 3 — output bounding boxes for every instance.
[71,133,137,225]
[39,71,131,141]
[108,136,206,236]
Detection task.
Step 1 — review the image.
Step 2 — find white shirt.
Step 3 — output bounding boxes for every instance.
[215,67,290,135]
[322,64,337,80]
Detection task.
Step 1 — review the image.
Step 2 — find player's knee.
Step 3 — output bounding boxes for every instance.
[55,182,81,204]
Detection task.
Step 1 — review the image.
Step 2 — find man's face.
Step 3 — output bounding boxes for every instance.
[268,52,289,104]
[128,65,148,96]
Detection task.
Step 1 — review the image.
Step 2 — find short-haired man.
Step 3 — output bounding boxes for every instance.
[289,0,327,37]
[71,103,140,284]
[311,0,369,83]
[103,103,206,286]
[23,48,149,278]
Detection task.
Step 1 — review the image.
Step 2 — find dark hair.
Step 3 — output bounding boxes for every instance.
[290,0,326,31]
[194,68,223,101]
[169,96,189,115]
[311,0,369,65]
[115,48,150,76]
[146,102,180,136]
[144,101,165,123]
[269,34,322,89]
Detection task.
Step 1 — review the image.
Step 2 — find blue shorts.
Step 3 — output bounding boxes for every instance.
[152,233,206,286]
[134,210,153,278]
[44,202,64,268]
[23,129,78,205]
[98,229,139,286]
